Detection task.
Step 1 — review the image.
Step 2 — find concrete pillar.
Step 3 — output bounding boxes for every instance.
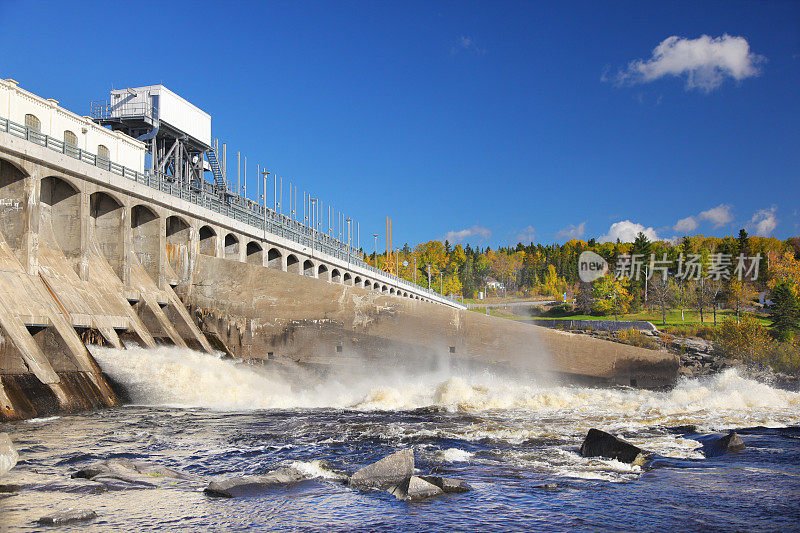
[78,190,90,281]
[157,215,167,290]
[21,173,39,276]
[215,226,223,259]
[121,202,132,287]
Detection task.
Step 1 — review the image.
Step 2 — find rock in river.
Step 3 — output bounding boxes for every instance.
[204,467,307,497]
[349,448,415,490]
[388,476,444,501]
[420,476,472,493]
[580,428,650,464]
[72,458,198,490]
[0,433,18,477]
[694,431,746,458]
[37,508,97,525]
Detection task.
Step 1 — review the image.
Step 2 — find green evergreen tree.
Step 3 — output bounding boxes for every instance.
[768,280,800,341]
[737,228,750,257]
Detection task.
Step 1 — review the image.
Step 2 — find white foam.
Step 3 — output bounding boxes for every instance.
[90,346,800,434]
[441,448,474,462]
[24,416,61,424]
[287,460,347,481]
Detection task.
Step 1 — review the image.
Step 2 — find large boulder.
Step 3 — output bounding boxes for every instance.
[0,434,18,477]
[694,431,746,458]
[420,476,472,493]
[388,476,444,501]
[37,509,97,525]
[72,459,197,489]
[579,429,650,464]
[349,448,415,490]
[204,467,307,497]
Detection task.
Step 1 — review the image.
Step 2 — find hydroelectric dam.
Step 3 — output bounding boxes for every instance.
[0,79,677,421]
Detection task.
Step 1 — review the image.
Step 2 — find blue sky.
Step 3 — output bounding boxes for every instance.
[1,0,797,250]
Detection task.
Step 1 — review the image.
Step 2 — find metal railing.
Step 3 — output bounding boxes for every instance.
[0,115,462,307]
[90,100,156,122]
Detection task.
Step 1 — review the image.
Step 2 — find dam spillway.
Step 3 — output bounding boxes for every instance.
[0,78,677,421]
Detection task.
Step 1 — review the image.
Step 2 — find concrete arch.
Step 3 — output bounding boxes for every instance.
[0,157,29,252]
[287,254,300,274]
[354,275,362,287]
[381,285,388,293]
[331,268,342,283]
[389,288,396,295]
[363,279,372,289]
[303,259,315,277]
[267,247,283,270]
[131,203,160,279]
[403,292,408,298]
[343,272,353,286]
[246,241,263,265]
[90,191,125,278]
[165,215,191,275]
[317,263,329,281]
[40,175,81,259]
[198,225,217,256]
[224,233,240,261]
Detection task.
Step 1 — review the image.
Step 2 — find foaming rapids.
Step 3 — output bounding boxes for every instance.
[90,345,800,432]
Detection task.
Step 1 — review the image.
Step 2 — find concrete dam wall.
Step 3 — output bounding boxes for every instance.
[0,120,677,423]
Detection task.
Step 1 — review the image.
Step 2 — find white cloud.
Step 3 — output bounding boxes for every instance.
[555,221,586,240]
[599,220,658,243]
[699,203,734,228]
[673,203,734,234]
[442,225,491,243]
[673,216,698,233]
[516,225,536,243]
[615,34,764,92]
[748,206,778,236]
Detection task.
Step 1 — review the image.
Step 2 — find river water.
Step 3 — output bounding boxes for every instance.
[1,345,799,531]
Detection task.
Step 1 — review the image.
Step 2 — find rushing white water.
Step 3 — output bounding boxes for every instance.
[90,344,800,446]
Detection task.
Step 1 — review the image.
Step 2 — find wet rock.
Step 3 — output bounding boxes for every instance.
[0,433,18,477]
[388,475,444,501]
[72,458,196,490]
[349,448,414,490]
[695,431,746,458]
[73,458,192,481]
[37,508,97,525]
[420,476,472,493]
[579,429,649,464]
[31,478,108,494]
[204,467,307,497]
[90,473,157,490]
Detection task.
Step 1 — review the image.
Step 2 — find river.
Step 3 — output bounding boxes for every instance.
[1,345,798,531]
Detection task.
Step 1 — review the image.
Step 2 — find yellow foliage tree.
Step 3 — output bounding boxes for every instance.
[769,250,800,292]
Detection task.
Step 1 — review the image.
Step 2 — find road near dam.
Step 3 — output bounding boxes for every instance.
[0,79,679,422]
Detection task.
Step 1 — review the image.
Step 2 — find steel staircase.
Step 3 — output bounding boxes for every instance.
[205,148,227,191]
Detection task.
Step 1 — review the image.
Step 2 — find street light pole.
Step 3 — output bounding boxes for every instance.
[346,218,352,267]
[310,198,317,257]
[440,272,443,294]
[413,256,417,285]
[427,264,431,290]
[262,170,269,239]
[373,234,378,268]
